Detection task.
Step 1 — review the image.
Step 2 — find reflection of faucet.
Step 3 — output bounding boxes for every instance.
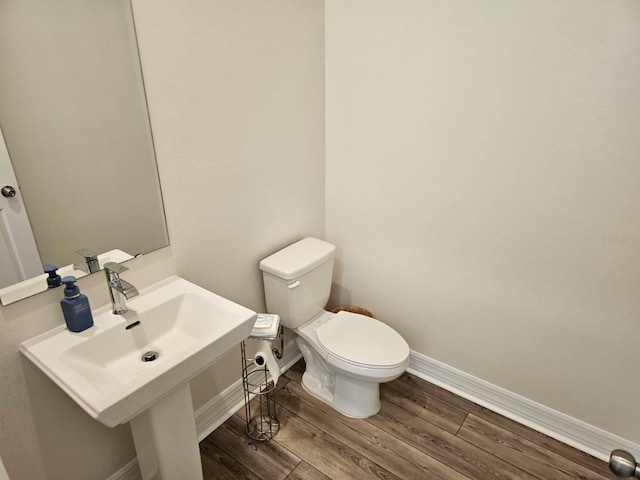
[104,262,139,315]
[610,449,640,478]
[73,249,100,274]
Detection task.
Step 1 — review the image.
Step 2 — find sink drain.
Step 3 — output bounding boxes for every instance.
[141,351,159,362]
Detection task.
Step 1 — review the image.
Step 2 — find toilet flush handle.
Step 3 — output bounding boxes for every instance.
[288,281,301,289]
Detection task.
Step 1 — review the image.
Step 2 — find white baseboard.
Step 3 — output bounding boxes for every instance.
[107,340,302,480]
[407,350,639,462]
[105,460,140,480]
[109,344,635,479]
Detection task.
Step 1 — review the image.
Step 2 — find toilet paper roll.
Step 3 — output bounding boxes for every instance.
[253,340,281,385]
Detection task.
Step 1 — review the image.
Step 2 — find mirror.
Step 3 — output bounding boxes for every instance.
[0,0,169,305]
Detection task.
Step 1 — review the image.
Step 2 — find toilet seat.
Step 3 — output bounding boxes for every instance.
[316,311,409,369]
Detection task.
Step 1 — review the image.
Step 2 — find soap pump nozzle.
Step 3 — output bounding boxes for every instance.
[44,264,61,288]
[61,276,80,299]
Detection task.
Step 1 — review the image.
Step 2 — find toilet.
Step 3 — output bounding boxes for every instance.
[260,237,410,418]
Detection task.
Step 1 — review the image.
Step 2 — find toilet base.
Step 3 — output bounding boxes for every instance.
[297,337,381,418]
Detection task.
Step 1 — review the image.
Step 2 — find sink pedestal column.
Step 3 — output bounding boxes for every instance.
[130,383,203,480]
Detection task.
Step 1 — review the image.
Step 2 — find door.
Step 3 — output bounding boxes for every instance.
[0,126,42,288]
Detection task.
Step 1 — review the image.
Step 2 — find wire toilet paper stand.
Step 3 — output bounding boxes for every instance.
[241,323,284,441]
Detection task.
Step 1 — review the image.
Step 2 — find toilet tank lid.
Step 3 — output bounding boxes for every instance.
[259,237,336,280]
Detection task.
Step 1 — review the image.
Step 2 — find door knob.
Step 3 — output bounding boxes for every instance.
[1,185,17,198]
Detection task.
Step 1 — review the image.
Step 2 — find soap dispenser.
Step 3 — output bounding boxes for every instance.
[60,276,94,332]
[44,264,62,288]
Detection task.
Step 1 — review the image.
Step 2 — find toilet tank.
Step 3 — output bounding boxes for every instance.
[259,237,336,328]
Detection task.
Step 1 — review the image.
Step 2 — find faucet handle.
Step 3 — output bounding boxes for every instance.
[76,248,97,260]
[104,262,128,274]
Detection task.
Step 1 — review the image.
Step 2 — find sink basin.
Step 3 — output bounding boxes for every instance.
[20,275,257,428]
[0,248,134,305]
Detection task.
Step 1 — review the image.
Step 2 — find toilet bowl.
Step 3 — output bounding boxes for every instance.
[259,237,410,418]
[295,309,409,417]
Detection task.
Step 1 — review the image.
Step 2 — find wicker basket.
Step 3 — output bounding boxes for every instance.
[330,305,374,317]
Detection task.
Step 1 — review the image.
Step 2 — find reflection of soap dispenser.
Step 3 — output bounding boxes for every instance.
[60,276,94,332]
[44,264,62,288]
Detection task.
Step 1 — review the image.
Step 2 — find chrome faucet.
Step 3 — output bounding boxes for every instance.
[74,248,100,274]
[104,262,139,315]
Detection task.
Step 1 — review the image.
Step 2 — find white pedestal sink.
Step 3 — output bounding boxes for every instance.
[20,276,257,480]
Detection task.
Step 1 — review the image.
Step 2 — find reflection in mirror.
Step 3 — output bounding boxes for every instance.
[0,0,169,305]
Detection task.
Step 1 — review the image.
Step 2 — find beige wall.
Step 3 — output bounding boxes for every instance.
[0,0,325,478]
[326,0,640,443]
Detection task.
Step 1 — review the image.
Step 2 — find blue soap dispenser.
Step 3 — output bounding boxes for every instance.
[60,276,94,332]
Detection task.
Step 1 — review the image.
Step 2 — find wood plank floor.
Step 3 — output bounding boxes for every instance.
[200,360,617,479]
